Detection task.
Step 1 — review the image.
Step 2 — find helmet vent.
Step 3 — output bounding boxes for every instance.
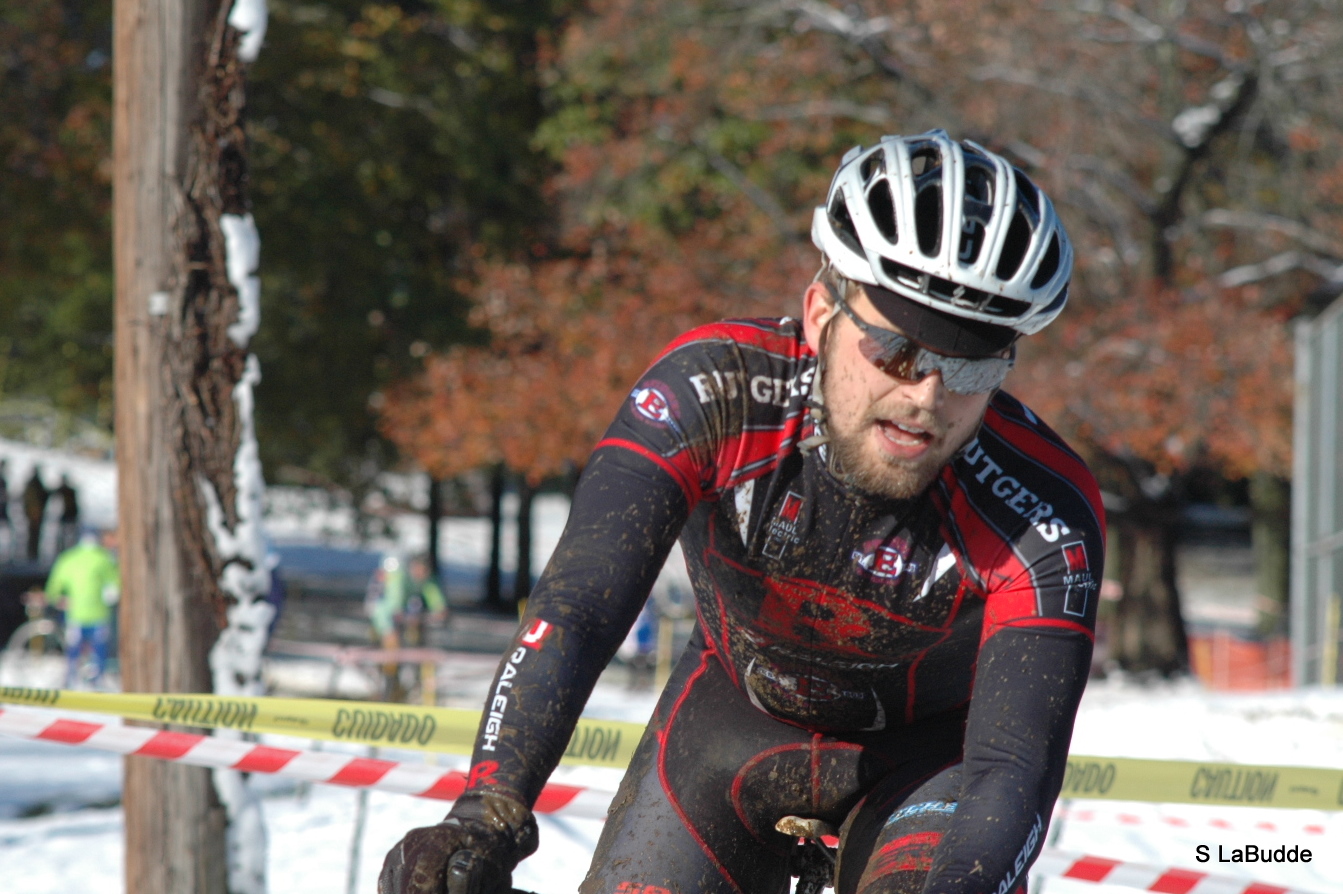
[867,180,898,243]
[1037,283,1069,320]
[860,150,886,184]
[959,162,995,265]
[829,194,864,255]
[995,211,1031,280]
[910,145,944,257]
[1013,168,1041,223]
[880,258,1030,319]
[1031,234,1061,288]
[915,184,942,256]
[910,145,940,176]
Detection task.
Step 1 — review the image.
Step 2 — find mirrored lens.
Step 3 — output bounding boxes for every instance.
[840,296,1012,394]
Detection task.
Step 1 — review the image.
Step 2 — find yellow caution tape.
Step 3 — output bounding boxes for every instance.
[0,686,643,770]
[1061,755,1343,811]
[2,686,1339,808]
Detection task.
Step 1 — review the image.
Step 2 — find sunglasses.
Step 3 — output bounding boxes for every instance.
[832,292,1015,394]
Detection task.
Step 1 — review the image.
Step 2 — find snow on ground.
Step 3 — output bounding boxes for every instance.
[1048,679,1343,894]
[2,671,1341,894]
[2,436,1341,893]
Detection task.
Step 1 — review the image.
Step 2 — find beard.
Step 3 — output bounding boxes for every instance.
[819,334,958,501]
[824,406,945,500]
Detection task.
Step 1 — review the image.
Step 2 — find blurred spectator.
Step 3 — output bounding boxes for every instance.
[45,528,120,688]
[404,554,448,647]
[617,600,659,690]
[263,549,287,642]
[365,554,447,700]
[55,474,80,553]
[22,466,49,560]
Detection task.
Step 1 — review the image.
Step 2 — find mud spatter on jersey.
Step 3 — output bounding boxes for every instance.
[467,318,1105,894]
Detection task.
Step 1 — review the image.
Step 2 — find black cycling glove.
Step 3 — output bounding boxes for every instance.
[379,791,539,894]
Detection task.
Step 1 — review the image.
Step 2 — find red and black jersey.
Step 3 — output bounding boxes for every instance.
[468,317,1105,894]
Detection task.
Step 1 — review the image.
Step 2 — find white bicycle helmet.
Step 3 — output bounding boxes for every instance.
[811,130,1072,336]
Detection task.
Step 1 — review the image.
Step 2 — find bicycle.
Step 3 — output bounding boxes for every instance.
[505,815,838,894]
[0,614,65,687]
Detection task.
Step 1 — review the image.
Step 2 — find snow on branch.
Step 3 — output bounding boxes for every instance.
[783,0,890,42]
[1218,250,1343,288]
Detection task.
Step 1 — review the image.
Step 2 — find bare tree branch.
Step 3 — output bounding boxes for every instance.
[1068,155,1158,217]
[1219,250,1343,288]
[778,0,937,101]
[1195,209,1343,259]
[970,64,1171,143]
[750,99,896,128]
[697,140,801,242]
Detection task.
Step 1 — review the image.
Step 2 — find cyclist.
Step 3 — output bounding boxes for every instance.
[381,130,1104,894]
[44,527,121,688]
[367,553,448,699]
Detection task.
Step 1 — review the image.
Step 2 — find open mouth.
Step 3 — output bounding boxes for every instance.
[877,419,934,452]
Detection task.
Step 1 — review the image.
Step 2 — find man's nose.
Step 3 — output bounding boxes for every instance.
[903,369,945,409]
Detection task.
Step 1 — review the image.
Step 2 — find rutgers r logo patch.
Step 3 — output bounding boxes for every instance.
[852,537,912,583]
[630,382,678,426]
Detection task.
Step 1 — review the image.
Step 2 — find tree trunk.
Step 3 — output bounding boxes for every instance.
[1109,498,1190,676]
[1250,472,1290,637]
[512,476,537,608]
[115,1,268,891]
[485,463,505,608]
[113,0,229,891]
[427,473,442,584]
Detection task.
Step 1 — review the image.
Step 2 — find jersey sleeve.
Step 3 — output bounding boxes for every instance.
[458,323,767,807]
[922,627,1091,894]
[925,393,1106,894]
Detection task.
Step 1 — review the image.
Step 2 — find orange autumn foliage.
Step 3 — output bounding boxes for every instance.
[380,222,815,484]
[385,0,1343,493]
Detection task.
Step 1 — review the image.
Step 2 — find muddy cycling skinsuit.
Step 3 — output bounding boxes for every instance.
[465,318,1106,894]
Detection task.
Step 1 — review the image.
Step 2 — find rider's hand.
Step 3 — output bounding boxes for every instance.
[378,791,538,894]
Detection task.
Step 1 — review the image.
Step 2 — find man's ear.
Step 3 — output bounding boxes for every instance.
[802,280,836,354]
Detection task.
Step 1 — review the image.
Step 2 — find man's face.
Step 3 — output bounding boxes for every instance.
[806,283,994,500]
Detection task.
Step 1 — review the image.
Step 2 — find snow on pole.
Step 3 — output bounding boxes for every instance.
[228,0,268,63]
[209,214,272,894]
[209,10,270,888]
[220,214,262,348]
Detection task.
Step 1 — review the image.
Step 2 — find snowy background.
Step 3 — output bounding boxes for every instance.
[1,437,1341,894]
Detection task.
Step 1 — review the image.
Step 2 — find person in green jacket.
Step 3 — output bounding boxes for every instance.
[366,553,448,700]
[45,528,120,688]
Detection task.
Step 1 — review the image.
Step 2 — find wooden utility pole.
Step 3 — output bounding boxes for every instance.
[113,0,258,891]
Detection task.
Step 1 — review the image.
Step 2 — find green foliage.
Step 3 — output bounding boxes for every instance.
[0,0,555,487]
[532,1,885,241]
[0,0,114,426]
[247,0,556,486]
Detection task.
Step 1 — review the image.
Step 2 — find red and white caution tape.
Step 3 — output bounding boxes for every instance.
[1033,849,1324,894]
[2,706,1331,894]
[1055,806,1331,838]
[0,705,615,821]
